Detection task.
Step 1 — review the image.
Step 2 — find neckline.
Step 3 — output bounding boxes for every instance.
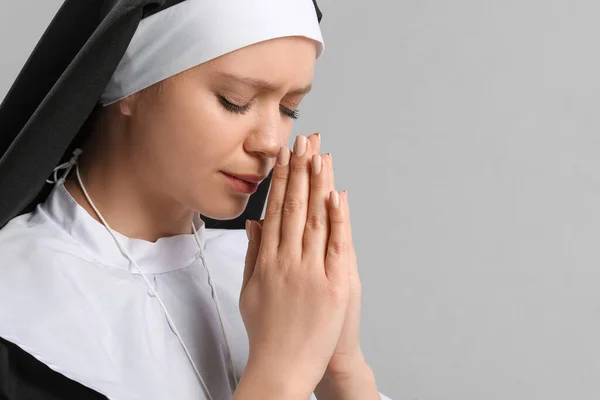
[40,183,205,274]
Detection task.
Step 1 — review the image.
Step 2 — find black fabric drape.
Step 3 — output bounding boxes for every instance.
[0,0,162,228]
[0,336,108,400]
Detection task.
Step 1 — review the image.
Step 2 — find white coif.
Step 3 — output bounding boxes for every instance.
[101,0,324,105]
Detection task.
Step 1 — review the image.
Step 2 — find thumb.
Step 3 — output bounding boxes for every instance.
[242,220,263,294]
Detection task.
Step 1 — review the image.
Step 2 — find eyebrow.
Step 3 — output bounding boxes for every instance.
[215,72,312,95]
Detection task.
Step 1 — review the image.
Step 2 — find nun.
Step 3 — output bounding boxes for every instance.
[0,0,391,399]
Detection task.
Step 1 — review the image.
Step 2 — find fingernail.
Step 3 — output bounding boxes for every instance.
[245,220,252,240]
[326,152,332,163]
[294,135,307,157]
[316,133,321,148]
[312,154,322,175]
[277,147,290,166]
[330,191,340,208]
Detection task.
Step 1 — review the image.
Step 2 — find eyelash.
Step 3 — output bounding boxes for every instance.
[218,96,299,120]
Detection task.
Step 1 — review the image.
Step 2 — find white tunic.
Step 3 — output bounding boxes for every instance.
[0,183,390,399]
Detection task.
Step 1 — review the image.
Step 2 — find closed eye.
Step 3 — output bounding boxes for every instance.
[219,95,299,120]
[219,96,250,114]
[280,105,299,120]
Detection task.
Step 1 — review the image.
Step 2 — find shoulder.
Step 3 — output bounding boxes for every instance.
[0,208,90,263]
[0,209,95,291]
[0,209,127,322]
[0,210,121,394]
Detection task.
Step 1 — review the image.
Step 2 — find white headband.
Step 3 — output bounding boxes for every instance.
[100,0,324,105]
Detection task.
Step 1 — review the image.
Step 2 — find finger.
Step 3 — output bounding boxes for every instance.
[340,190,352,243]
[307,133,321,155]
[279,135,312,254]
[342,191,360,277]
[323,154,334,239]
[326,153,335,192]
[303,153,330,264]
[325,190,349,282]
[341,191,363,336]
[242,220,263,295]
[261,146,291,251]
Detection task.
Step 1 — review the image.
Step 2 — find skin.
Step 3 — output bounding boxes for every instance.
[64,36,380,398]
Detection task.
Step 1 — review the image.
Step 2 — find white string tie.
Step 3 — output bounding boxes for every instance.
[46,148,83,185]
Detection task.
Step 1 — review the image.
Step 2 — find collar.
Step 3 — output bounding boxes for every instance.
[40,183,205,274]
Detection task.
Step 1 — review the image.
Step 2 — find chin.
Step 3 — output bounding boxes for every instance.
[197,196,249,221]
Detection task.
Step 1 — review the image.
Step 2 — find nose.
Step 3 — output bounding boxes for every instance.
[244,106,289,160]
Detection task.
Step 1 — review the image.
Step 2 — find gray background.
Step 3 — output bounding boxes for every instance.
[3,1,600,399]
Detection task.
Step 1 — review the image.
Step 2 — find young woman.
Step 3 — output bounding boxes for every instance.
[0,0,391,399]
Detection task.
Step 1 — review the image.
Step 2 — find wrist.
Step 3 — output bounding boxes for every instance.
[234,356,316,400]
[315,361,380,400]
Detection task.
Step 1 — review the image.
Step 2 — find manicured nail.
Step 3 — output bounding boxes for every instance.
[312,154,322,175]
[245,220,252,240]
[330,191,340,208]
[277,147,290,166]
[294,135,307,157]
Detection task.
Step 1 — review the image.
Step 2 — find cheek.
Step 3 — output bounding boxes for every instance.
[174,96,250,162]
[132,90,249,179]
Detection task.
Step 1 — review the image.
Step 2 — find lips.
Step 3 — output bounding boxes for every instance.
[222,172,262,194]
[222,172,268,184]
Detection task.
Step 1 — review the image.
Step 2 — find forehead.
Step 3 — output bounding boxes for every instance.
[203,36,317,88]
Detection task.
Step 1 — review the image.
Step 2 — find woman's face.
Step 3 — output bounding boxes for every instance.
[124,36,316,220]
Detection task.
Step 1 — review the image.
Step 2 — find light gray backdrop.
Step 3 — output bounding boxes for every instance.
[3,1,600,399]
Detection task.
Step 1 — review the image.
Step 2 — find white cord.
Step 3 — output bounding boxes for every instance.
[192,229,239,387]
[61,150,237,399]
[46,148,83,184]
